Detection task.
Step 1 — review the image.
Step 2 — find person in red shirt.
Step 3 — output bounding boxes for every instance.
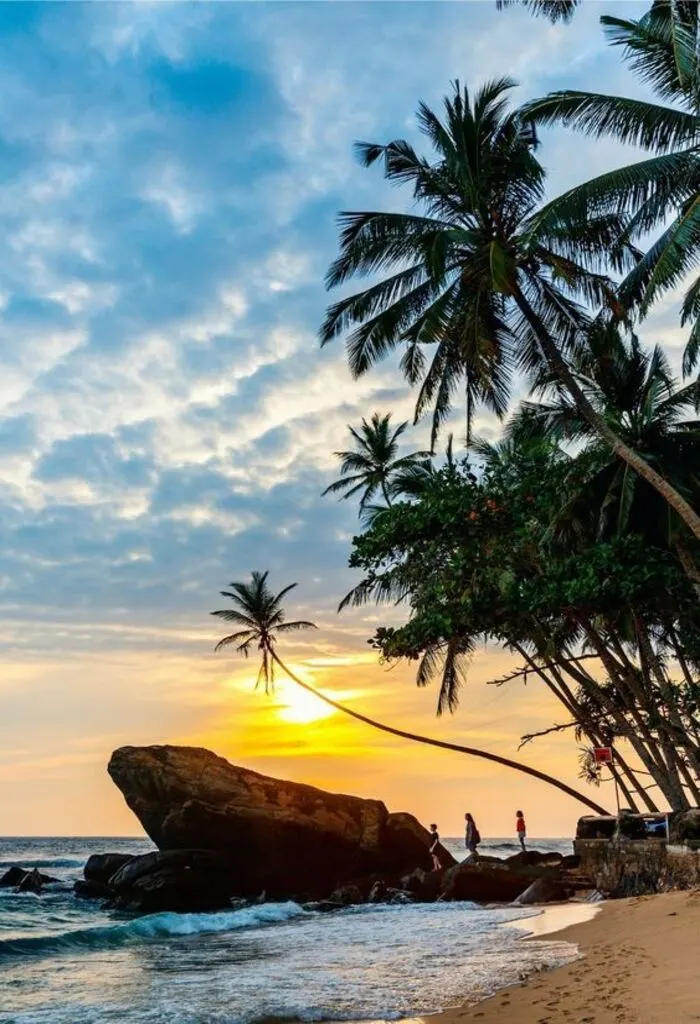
[516,810,527,851]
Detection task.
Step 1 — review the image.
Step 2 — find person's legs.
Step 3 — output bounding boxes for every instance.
[432,854,441,871]
[519,833,526,851]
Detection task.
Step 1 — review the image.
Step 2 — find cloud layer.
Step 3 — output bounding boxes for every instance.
[0,1,659,836]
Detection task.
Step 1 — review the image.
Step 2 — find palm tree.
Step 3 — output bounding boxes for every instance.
[522,3,700,363]
[512,324,700,553]
[496,0,580,22]
[212,571,610,814]
[322,412,430,511]
[320,78,700,540]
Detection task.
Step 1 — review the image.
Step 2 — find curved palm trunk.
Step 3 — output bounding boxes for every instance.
[271,650,610,815]
[513,290,700,543]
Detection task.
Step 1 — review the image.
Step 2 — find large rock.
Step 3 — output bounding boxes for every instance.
[440,859,536,903]
[108,745,455,900]
[513,876,570,906]
[107,849,236,913]
[84,852,134,884]
[0,866,58,889]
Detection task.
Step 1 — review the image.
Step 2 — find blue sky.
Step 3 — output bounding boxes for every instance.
[2,1,678,836]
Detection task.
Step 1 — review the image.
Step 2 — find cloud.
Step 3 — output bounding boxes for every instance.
[0,0,657,834]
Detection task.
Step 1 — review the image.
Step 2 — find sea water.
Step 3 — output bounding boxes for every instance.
[0,836,577,1024]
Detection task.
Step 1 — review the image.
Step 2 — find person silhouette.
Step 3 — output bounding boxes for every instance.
[516,810,527,851]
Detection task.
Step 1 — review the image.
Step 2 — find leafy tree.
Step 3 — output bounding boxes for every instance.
[322,413,430,511]
[320,78,700,539]
[212,571,610,813]
[343,439,700,811]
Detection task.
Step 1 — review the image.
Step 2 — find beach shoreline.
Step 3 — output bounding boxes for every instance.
[426,889,700,1023]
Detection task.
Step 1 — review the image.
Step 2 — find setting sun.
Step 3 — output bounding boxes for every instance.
[275,678,337,725]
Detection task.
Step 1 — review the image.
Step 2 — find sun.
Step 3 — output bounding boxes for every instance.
[275,679,336,725]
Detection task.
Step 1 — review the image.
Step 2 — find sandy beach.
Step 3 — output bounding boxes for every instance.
[433,890,700,1024]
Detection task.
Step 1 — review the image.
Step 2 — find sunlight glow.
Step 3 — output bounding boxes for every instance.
[275,678,336,724]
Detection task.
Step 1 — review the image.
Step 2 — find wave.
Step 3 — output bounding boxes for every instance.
[0,858,83,869]
[0,901,308,960]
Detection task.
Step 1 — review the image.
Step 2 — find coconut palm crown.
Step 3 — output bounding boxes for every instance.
[322,412,431,511]
[211,571,316,693]
[522,2,700,368]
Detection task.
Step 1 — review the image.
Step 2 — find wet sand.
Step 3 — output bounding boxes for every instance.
[429,889,700,1023]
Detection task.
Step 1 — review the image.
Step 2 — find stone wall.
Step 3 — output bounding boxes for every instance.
[574,810,700,896]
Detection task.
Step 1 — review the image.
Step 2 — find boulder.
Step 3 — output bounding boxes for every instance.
[108,745,455,900]
[0,866,30,888]
[440,860,537,903]
[399,867,442,902]
[327,883,366,906]
[513,877,570,906]
[107,849,236,913]
[505,851,563,869]
[74,879,112,900]
[84,852,134,885]
[18,869,44,894]
[0,866,58,889]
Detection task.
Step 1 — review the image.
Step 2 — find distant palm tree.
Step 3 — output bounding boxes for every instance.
[212,571,317,693]
[496,0,580,23]
[522,3,700,365]
[322,413,430,511]
[320,78,700,540]
[212,571,609,814]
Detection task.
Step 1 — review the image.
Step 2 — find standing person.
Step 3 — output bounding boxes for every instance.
[516,810,527,851]
[464,812,480,858]
[428,823,442,871]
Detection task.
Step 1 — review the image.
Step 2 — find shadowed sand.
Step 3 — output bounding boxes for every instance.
[425,890,700,1024]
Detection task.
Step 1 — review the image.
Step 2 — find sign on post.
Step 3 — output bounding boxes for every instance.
[593,746,614,764]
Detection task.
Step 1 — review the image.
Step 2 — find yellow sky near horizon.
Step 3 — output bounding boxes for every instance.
[1,635,615,840]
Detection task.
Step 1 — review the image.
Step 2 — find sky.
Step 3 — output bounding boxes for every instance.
[1,0,682,840]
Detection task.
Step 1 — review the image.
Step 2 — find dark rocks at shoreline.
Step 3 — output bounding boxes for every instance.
[0,866,59,892]
[107,744,456,901]
[106,849,238,913]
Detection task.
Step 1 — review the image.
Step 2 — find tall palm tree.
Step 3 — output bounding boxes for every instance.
[522,3,700,364]
[320,78,700,540]
[212,571,610,814]
[496,0,580,22]
[322,412,430,511]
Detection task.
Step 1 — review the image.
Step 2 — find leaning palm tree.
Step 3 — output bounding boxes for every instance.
[522,3,700,364]
[320,78,700,540]
[212,571,609,814]
[322,412,430,511]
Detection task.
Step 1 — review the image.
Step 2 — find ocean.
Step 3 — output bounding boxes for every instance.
[0,836,578,1024]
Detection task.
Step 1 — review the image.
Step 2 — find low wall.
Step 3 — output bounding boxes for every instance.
[574,838,700,896]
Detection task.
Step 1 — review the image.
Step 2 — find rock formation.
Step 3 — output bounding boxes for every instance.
[108,744,455,900]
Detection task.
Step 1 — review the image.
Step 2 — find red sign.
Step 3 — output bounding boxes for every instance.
[593,747,614,764]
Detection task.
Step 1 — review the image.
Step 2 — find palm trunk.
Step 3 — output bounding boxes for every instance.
[512,289,700,542]
[270,650,610,815]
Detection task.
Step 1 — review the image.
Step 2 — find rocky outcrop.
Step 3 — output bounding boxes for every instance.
[74,853,137,900]
[513,876,570,905]
[0,866,58,891]
[440,858,539,903]
[107,745,455,900]
[106,850,238,913]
